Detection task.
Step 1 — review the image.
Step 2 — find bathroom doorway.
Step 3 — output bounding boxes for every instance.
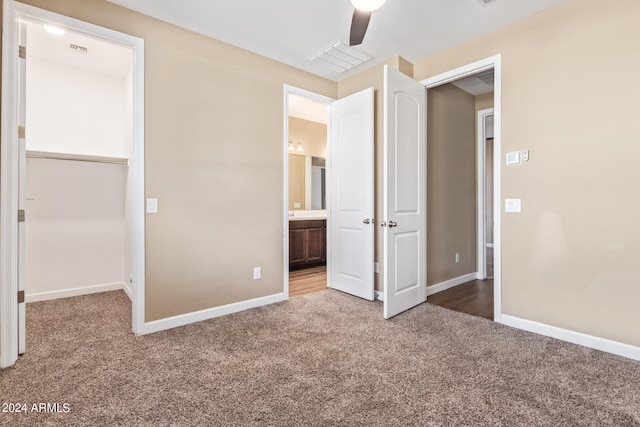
[285,90,330,297]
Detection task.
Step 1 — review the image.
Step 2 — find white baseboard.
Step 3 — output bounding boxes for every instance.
[427,273,477,296]
[26,282,126,303]
[374,291,384,301]
[139,292,288,335]
[501,315,640,361]
[122,282,133,301]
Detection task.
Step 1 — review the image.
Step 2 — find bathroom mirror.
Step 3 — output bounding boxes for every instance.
[288,154,325,211]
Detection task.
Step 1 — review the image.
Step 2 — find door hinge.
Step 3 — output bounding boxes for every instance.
[18,290,25,304]
[18,209,25,223]
[18,45,26,59]
[18,126,26,139]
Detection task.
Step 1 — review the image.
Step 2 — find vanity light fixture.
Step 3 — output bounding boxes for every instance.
[351,0,387,12]
[297,142,303,152]
[288,140,295,151]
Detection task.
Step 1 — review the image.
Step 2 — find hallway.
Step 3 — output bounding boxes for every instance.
[428,280,494,320]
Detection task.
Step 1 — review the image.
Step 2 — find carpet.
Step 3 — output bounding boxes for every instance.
[1,290,638,426]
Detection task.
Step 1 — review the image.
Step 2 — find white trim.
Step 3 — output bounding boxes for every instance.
[1,1,145,367]
[282,85,335,298]
[420,54,502,323]
[140,293,288,335]
[501,315,640,361]
[122,281,133,301]
[374,290,384,301]
[0,0,20,368]
[26,282,126,303]
[477,108,494,280]
[426,273,478,297]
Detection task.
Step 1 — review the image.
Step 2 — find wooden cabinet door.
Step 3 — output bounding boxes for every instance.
[306,228,325,263]
[289,229,306,267]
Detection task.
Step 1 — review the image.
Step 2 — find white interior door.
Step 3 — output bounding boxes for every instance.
[383,65,427,319]
[328,88,374,301]
[17,18,27,354]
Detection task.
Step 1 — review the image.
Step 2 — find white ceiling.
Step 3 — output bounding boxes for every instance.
[289,94,330,124]
[105,0,567,81]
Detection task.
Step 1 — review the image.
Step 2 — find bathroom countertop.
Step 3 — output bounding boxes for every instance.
[288,210,327,221]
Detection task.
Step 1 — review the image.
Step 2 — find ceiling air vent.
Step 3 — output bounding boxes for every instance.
[308,41,372,73]
[476,0,498,6]
[69,44,88,53]
[475,69,494,85]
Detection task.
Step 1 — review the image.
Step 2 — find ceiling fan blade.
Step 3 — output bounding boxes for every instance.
[349,9,372,46]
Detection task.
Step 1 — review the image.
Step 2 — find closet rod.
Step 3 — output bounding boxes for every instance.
[26,150,128,165]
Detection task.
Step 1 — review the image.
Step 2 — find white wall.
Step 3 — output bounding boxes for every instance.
[25,158,128,298]
[26,56,127,158]
[25,48,131,301]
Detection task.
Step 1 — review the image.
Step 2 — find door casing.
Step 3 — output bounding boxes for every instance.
[420,54,503,322]
[477,108,495,280]
[282,85,334,297]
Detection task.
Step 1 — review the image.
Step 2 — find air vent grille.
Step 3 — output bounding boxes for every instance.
[308,41,372,73]
[476,70,494,85]
[476,0,497,6]
[69,44,88,53]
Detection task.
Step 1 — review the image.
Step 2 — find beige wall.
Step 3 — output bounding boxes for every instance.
[3,0,337,321]
[288,117,327,159]
[475,92,494,114]
[427,84,477,285]
[414,0,640,347]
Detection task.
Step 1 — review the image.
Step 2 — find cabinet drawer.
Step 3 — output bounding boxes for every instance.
[289,219,325,230]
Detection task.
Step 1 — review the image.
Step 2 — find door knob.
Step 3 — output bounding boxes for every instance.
[388,220,398,228]
[363,219,370,224]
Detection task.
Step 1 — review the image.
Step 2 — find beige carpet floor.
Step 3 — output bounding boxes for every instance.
[1,290,639,426]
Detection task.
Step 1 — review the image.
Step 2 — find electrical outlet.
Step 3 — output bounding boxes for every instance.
[253,267,261,280]
[455,253,460,264]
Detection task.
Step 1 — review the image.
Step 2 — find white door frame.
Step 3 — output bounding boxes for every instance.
[282,85,334,297]
[0,1,146,368]
[420,54,502,323]
[477,108,494,280]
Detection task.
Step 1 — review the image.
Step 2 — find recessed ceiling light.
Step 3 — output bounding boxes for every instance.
[44,25,65,36]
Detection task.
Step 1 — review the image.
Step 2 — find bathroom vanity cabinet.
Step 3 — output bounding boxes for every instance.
[289,219,326,270]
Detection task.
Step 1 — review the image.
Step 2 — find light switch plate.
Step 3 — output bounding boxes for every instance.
[506,151,521,166]
[505,198,521,213]
[146,198,158,214]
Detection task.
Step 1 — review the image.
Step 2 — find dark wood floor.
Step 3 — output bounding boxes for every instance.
[289,266,327,297]
[428,279,494,320]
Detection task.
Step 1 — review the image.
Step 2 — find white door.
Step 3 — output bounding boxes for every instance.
[17,18,27,354]
[382,65,427,319]
[328,88,375,301]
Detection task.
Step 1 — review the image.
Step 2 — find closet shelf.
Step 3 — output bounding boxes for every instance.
[26,150,128,165]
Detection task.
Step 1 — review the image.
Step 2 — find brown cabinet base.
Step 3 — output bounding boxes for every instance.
[289,219,326,271]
